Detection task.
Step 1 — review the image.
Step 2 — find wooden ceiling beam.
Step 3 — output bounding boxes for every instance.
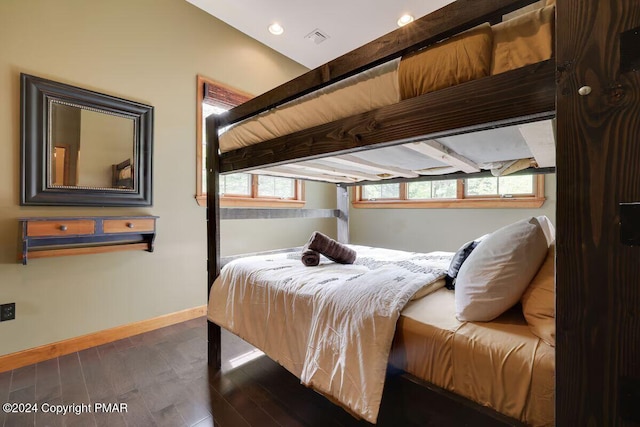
[287,162,381,181]
[517,120,555,168]
[404,140,480,173]
[253,167,354,184]
[415,166,461,175]
[326,155,419,178]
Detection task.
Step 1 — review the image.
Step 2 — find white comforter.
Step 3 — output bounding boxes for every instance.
[207,245,452,423]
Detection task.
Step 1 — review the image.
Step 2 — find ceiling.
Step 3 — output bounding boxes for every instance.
[185,0,454,69]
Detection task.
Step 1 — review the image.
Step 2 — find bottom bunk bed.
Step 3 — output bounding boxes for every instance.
[207,217,555,426]
[391,283,554,426]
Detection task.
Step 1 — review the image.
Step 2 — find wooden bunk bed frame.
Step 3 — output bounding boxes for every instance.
[206,0,640,425]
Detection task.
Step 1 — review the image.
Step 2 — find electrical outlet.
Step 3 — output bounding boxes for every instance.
[0,303,15,321]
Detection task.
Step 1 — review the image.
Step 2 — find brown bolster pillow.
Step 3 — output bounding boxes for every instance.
[490,4,555,76]
[398,23,493,100]
[306,231,356,264]
[301,243,320,267]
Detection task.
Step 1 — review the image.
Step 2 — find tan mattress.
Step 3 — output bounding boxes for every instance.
[391,288,555,426]
[219,4,554,154]
[219,60,400,153]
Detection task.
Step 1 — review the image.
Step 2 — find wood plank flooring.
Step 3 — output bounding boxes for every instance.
[1,317,513,426]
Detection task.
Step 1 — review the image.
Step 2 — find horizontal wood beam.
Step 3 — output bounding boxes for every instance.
[491,158,535,176]
[341,167,556,187]
[252,167,355,183]
[325,155,418,178]
[287,162,382,181]
[414,166,460,175]
[518,121,556,168]
[219,0,538,126]
[405,140,481,173]
[220,208,340,220]
[220,60,556,174]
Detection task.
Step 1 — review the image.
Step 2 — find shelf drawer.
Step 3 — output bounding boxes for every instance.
[27,220,96,237]
[103,218,155,234]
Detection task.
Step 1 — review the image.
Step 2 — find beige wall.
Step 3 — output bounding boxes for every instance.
[221,182,336,257]
[350,174,556,252]
[0,0,338,357]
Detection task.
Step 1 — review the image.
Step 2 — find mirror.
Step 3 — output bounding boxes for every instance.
[21,73,153,206]
[50,102,135,189]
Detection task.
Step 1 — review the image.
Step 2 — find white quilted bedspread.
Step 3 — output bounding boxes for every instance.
[207,245,451,423]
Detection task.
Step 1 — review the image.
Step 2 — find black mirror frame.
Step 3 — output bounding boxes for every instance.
[20,73,153,206]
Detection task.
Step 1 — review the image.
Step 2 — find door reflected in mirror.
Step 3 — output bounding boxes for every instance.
[52,146,67,186]
[49,101,136,190]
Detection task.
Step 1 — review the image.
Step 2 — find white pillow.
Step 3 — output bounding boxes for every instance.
[455,217,548,322]
[536,215,556,245]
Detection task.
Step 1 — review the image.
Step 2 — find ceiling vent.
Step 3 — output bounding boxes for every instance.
[305,28,330,44]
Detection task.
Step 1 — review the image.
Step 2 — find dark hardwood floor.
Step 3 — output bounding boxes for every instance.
[1,317,513,427]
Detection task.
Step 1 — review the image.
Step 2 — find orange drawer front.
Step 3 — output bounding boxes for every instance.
[103,218,155,234]
[27,220,95,237]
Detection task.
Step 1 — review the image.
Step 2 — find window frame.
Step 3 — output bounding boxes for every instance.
[352,175,545,208]
[219,174,305,207]
[195,75,304,207]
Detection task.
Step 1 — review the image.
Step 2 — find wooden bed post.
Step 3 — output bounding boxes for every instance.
[556,0,640,424]
[336,184,349,244]
[206,114,222,369]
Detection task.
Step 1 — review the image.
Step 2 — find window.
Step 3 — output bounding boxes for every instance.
[218,173,304,207]
[353,174,545,208]
[195,76,304,207]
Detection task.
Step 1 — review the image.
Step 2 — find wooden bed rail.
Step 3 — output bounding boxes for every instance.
[220,208,339,220]
[218,0,539,127]
[219,201,348,242]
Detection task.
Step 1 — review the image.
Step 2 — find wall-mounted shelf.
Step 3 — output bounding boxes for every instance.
[18,216,158,265]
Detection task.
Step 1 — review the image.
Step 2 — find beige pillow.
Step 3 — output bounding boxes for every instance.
[521,244,555,346]
[455,217,548,322]
[490,4,555,75]
[398,23,493,100]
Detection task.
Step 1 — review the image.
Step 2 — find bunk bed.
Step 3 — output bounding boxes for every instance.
[206,0,557,425]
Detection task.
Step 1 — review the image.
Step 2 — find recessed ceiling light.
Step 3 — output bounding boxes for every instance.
[397,14,414,27]
[268,23,284,35]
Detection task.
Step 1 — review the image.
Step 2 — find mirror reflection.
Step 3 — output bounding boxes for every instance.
[49,101,136,190]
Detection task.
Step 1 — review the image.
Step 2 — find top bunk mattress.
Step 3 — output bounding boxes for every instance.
[219,2,555,154]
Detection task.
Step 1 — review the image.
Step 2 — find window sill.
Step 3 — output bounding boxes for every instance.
[196,195,305,208]
[352,197,546,209]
